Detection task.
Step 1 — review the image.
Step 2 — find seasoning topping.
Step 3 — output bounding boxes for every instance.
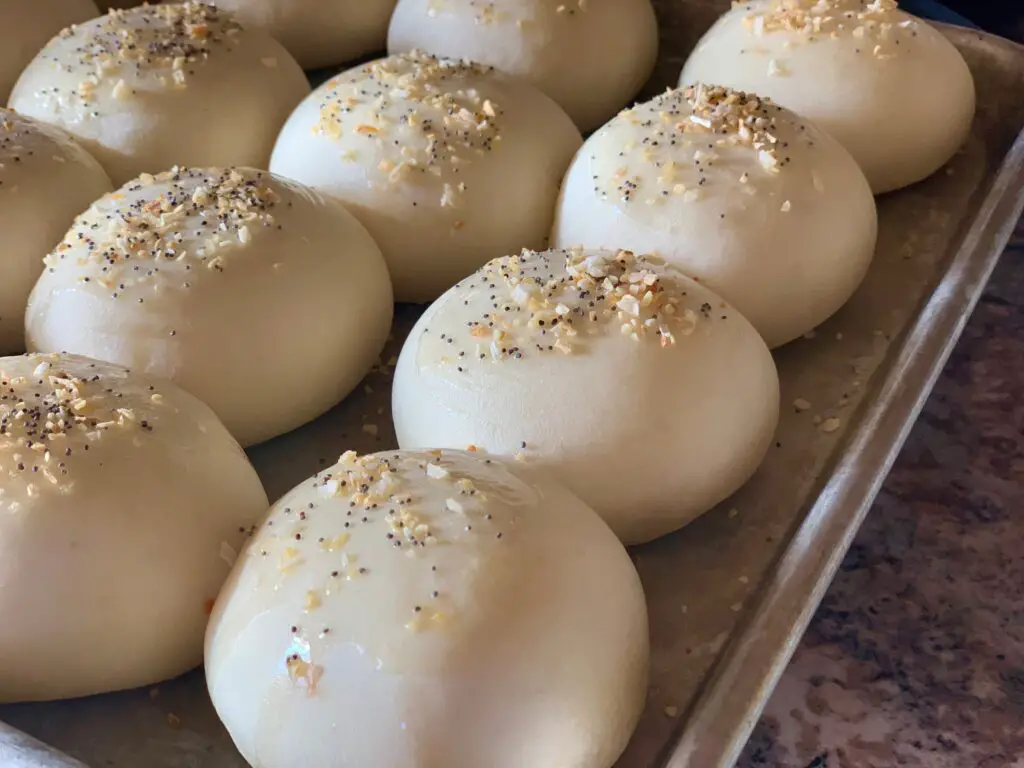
[315,51,503,205]
[419,247,716,366]
[740,0,913,52]
[249,449,525,679]
[51,2,242,102]
[0,355,160,494]
[0,114,35,184]
[683,85,783,167]
[0,111,76,185]
[590,85,814,206]
[313,451,497,552]
[45,166,282,295]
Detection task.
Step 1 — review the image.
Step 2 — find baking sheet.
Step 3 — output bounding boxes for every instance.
[3,2,1024,766]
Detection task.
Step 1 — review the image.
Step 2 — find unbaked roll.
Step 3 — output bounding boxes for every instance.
[0,110,112,354]
[392,247,780,544]
[270,51,582,302]
[387,0,659,132]
[207,448,648,768]
[8,2,310,185]
[212,0,399,70]
[679,0,975,193]
[551,85,878,348]
[0,352,268,703]
[25,166,394,447]
[0,0,98,102]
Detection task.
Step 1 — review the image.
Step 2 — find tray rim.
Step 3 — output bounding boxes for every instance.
[659,26,1024,768]
[0,721,86,768]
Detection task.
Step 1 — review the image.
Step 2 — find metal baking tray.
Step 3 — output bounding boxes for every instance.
[3,2,1024,766]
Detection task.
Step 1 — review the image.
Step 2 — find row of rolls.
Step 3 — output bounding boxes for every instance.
[0,1,975,767]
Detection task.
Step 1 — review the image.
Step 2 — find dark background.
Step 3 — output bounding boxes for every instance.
[913,0,1024,41]
[955,1,1024,40]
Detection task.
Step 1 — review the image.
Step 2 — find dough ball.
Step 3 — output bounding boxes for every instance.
[212,0,399,70]
[392,248,780,544]
[8,2,310,186]
[270,51,582,302]
[25,167,394,447]
[679,0,975,193]
[0,110,112,354]
[387,0,658,132]
[0,352,268,703]
[0,0,98,102]
[207,449,648,768]
[552,85,878,348]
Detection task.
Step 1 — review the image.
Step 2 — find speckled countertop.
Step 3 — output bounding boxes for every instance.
[739,221,1024,767]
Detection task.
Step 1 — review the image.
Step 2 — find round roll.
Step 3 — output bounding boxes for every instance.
[552,85,878,348]
[25,166,394,447]
[392,247,780,544]
[270,50,582,302]
[8,2,310,185]
[207,448,648,768]
[0,110,112,354]
[212,0,399,70]
[679,0,975,193]
[387,0,659,132]
[0,0,98,102]
[0,352,268,703]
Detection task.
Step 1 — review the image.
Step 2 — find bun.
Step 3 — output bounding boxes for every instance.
[212,0,398,70]
[393,247,780,544]
[679,0,975,193]
[0,352,268,703]
[0,109,112,353]
[552,85,878,347]
[9,2,310,185]
[270,51,581,302]
[207,448,648,768]
[387,0,659,131]
[26,166,394,447]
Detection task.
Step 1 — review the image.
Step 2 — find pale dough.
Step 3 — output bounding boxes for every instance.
[392,247,781,544]
[388,0,659,132]
[679,0,976,193]
[0,352,268,703]
[0,0,98,102]
[552,85,878,348]
[211,0,399,70]
[8,2,310,185]
[25,167,394,447]
[207,448,649,768]
[270,51,582,302]
[0,109,112,354]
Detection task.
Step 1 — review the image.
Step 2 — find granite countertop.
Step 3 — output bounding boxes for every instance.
[739,219,1024,767]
